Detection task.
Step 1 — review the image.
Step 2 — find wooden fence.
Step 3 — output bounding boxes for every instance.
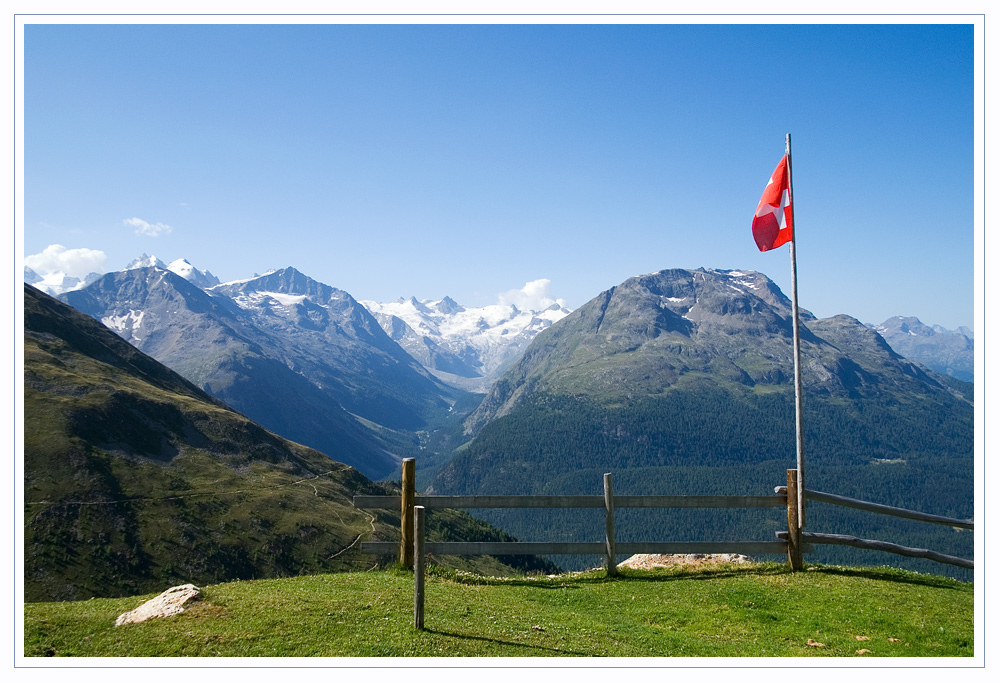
[354,469,805,571]
[354,459,973,628]
[774,485,974,570]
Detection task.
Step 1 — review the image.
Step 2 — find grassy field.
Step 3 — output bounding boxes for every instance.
[24,561,973,658]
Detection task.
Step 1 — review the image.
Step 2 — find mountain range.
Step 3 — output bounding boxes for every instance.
[361,295,571,392]
[40,256,574,482]
[23,247,976,599]
[28,256,973,389]
[429,268,973,576]
[60,264,465,481]
[23,255,976,585]
[23,284,555,601]
[870,316,974,383]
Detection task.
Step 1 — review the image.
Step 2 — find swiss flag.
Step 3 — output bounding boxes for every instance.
[752,155,793,252]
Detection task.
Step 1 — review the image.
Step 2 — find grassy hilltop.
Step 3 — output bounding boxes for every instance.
[25,562,972,658]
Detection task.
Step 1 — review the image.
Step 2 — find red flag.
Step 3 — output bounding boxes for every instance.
[752,155,793,251]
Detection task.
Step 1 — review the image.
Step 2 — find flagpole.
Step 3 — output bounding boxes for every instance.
[785,133,805,530]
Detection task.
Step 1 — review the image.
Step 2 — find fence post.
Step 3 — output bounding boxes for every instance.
[786,469,803,571]
[400,458,415,569]
[604,473,618,577]
[414,505,425,629]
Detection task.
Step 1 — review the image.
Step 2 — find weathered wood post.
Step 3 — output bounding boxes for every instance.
[414,505,425,629]
[786,469,803,571]
[604,473,618,577]
[400,458,415,569]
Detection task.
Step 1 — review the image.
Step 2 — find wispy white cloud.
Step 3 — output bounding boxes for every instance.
[125,216,172,237]
[498,279,567,311]
[25,244,107,278]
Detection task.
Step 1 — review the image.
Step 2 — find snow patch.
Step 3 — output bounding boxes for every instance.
[102,309,146,337]
[217,269,279,287]
[261,292,309,307]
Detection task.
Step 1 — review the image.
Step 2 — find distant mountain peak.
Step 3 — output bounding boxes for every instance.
[436,296,465,315]
[166,258,221,289]
[125,253,168,270]
[218,267,352,307]
[23,266,102,296]
[871,316,973,382]
[361,292,572,392]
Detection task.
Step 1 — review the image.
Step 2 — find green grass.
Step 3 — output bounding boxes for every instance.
[24,562,973,658]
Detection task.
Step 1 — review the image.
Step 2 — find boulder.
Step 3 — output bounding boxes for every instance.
[115,584,201,626]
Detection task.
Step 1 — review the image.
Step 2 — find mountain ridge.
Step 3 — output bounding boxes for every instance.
[24,283,558,601]
[361,294,571,392]
[60,266,460,480]
[871,315,974,382]
[24,282,401,600]
[463,268,969,436]
[25,256,971,384]
[430,268,973,576]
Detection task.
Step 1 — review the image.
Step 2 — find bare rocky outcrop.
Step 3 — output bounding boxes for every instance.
[115,584,201,626]
[617,553,753,569]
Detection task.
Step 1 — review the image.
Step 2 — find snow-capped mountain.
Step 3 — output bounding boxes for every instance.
[870,316,974,382]
[125,254,221,289]
[166,258,221,288]
[124,254,168,270]
[361,296,572,392]
[23,265,102,296]
[23,253,220,297]
[60,265,466,480]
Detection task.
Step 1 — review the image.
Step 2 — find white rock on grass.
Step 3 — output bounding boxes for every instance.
[115,584,201,626]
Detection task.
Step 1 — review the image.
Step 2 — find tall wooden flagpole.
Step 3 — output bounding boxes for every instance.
[785,133,805,529]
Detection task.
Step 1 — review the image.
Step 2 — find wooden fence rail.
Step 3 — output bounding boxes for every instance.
[775,531,973,570]
[775,486,974,530]
[771,485,974,570]
[357,464,800,567]
[355,461,972,629]
[360,541,794,556]
[354,494,787,509]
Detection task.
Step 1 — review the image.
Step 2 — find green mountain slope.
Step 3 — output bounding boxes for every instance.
[431,269,973,577]
[23,284,551,602]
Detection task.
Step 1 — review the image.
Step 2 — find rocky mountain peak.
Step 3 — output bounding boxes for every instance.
[125,253,168,270]
[871,315,974,382]
[215,267,350,307]
[166,258,221,289]
[436,296,465,315]
[463,267,965,435]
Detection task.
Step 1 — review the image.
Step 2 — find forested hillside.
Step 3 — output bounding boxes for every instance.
[431,270,974,577]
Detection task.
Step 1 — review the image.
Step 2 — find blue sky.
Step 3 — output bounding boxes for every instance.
[21,19,980,331]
